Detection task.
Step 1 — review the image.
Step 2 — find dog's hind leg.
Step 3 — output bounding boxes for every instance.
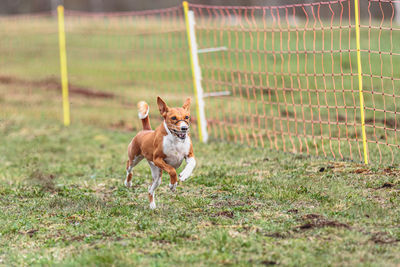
[125,160,133,188]
[124,155,143,188]
[148,161,162,210]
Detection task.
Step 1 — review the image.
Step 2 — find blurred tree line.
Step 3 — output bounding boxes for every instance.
[0,0,397,20]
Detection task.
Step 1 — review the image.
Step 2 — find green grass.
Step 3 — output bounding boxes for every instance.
[0,13,400,265]
[1,86,400,265]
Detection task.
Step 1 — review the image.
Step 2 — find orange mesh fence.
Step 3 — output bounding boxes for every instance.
[1,1,400,165]
[189,0,400,165]
[360,0,400,165]
[190,1,365,162]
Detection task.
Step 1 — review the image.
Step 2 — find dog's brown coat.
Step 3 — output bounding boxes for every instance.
[126,97,194,200]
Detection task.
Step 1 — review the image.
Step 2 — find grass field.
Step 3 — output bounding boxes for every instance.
[1,79,400,266]
[1,9,400,266]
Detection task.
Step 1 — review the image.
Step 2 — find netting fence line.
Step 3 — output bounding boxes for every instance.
[1,0,400,165]
[184,0,400,165]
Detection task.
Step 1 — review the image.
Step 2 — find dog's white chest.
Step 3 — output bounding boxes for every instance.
[163,134,190,168]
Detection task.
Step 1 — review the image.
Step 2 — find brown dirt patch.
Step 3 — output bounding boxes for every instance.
[375,182,395,189]
[295,214,350,231]
[260,260,278,266]
[0,76,14,84]
[351,167,400,178]
[19,229,38,237]
[382,167,400,176]
[370,232,399,244]
[0,75,114,99]
[352,168,372,174]
[287,208,299,214]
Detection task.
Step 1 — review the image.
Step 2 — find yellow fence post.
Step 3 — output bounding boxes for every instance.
[183,1,208,143]
[57,5,71,126]
[354,0,369,164]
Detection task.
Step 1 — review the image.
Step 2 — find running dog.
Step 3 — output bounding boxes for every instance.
[125,97,196,209]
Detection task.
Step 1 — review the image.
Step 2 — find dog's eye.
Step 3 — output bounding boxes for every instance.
[171,116,177,120]
[185,116,189,120]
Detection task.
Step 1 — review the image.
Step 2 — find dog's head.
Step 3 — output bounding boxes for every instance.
[157,96,191,140]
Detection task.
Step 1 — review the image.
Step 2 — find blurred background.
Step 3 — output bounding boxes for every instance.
[0,0,396,19]
[0,1,332,14]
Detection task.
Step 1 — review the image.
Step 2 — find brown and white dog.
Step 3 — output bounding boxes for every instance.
[125,97,196,209]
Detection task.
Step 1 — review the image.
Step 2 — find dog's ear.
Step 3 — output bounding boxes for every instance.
[182,97,191,110]
[157,96,169,117]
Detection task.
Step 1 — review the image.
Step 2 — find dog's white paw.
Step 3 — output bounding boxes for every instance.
[124,180,132,188]
[169,183,177,192]
[149,201,156,210]
[179,171,190,182]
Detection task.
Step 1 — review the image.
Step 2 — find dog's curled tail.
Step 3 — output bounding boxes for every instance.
[137,101,151,130]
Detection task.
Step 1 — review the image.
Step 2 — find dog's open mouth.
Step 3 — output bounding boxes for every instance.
[166,122,190,140]
[171,129,187,140]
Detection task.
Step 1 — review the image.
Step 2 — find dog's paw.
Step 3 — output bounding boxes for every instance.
[169,183,177,192]
[179,173,189,182]
[179,171,190,182]
[149,202,156,210]
[124,180,132,188]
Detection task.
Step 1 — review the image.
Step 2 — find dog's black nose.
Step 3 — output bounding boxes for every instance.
[181,125,188,131]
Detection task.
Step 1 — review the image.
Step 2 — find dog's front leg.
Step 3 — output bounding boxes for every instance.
[179,144,196,182]
[179,157,196,182]
[153,157,178,191]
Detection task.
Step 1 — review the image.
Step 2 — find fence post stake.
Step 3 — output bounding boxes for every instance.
[354,0,369,164]
[57,5,71,126]
[183,1,208,143]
